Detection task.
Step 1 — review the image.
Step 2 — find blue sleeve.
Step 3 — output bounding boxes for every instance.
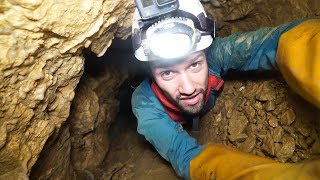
[207,19,307,77]
[131,79,204,179]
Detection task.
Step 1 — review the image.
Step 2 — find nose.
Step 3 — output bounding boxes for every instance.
[178,73,196,95]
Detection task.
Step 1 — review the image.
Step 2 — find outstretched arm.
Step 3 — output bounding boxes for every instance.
[207,19,306,77]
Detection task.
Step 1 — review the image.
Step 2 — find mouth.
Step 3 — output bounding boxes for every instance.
[179,93,202,106]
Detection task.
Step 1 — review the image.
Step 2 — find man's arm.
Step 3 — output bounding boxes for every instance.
[131,79,204,179]
[207,19,306,77]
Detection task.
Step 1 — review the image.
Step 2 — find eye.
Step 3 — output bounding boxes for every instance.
[190,62,200,68]
[189,61,202,72]
[160,70,175,80]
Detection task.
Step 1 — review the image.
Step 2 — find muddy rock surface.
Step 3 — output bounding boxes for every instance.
[203,0,319,36]
[199,76,320,163]
[95,113,178,180]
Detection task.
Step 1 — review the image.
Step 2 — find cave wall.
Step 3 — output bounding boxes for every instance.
[203,0,320,36]
[0,0,134,179]
[30,58,129,179]
[198,0,320,163]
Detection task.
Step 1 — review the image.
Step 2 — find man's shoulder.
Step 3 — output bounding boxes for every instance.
[131,78,158,107]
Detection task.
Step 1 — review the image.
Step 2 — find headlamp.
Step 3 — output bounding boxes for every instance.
[132,0,215,61]
[135,0,179,20]
[144,18,200,59]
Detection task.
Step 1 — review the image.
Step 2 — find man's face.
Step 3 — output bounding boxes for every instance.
[150,51,209,115]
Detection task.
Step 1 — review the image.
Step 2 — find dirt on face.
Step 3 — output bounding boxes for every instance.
[198,75,320,163]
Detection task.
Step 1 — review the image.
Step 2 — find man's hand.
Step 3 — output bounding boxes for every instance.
[190,143,320,179]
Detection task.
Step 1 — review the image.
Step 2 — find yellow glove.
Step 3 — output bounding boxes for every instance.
[276,19,320,109]
[190,143,320,180]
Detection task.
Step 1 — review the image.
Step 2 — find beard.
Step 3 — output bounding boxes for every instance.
[164,88,207,116]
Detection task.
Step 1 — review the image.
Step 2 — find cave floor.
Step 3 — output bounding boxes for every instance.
[97,112,178,180]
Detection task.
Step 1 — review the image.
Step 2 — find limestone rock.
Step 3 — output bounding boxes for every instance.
[264,100,276,111]
[239,135,256,153]
[31,54,129,178]
[256,82,276,102]
[268,116,279,128]
[280,109,296,126]
[276,135,296,162]
[199,79,320,163]
[0,0,134,178]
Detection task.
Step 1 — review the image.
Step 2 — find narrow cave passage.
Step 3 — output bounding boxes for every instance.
[29,1,320,179]
[3,0,320,179]
[30,35,320,180]
[82,38,320,179]
[82,38,179,179]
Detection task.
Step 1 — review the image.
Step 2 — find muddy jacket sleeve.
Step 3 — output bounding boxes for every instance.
[131,79,204,179]
[207,19,306,77]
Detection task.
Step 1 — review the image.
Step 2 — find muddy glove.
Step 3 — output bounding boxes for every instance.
[276,19,320,109]
[190,143,320,180]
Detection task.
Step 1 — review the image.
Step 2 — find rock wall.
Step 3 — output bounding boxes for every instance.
[198,0,320,163]
[30,54,129,179]
[0,0,134,179]
[199,77,320,163]
[203,0,320,36]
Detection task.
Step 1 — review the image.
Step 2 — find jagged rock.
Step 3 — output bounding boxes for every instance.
[268,116,279,128]
[243,104,256,120]
[280,109,296,126]
[272,101,288,115]
[31,56,128,178]
[228,114,248,136]
[0,0,133,178]
[262,133,276,156]
[239,135,256,153]
[256,82,276,102]
[276,135,296,162]
[264,100,276,111]
[297,135,309,150]
[30,125,77,180]
[272,127,284,143]
[224,99,234,118]
[297,124,310,137]
[199,79,320,163]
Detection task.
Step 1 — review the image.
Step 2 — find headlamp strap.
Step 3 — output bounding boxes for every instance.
[173,9,216,34]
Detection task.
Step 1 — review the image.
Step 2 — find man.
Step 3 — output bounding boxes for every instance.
[131,0,320,179]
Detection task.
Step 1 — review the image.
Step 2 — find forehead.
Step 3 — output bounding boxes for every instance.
[149,51,206,69]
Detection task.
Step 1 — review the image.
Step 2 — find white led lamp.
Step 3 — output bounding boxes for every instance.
[143,18,200,59]
[132,0,214,61]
